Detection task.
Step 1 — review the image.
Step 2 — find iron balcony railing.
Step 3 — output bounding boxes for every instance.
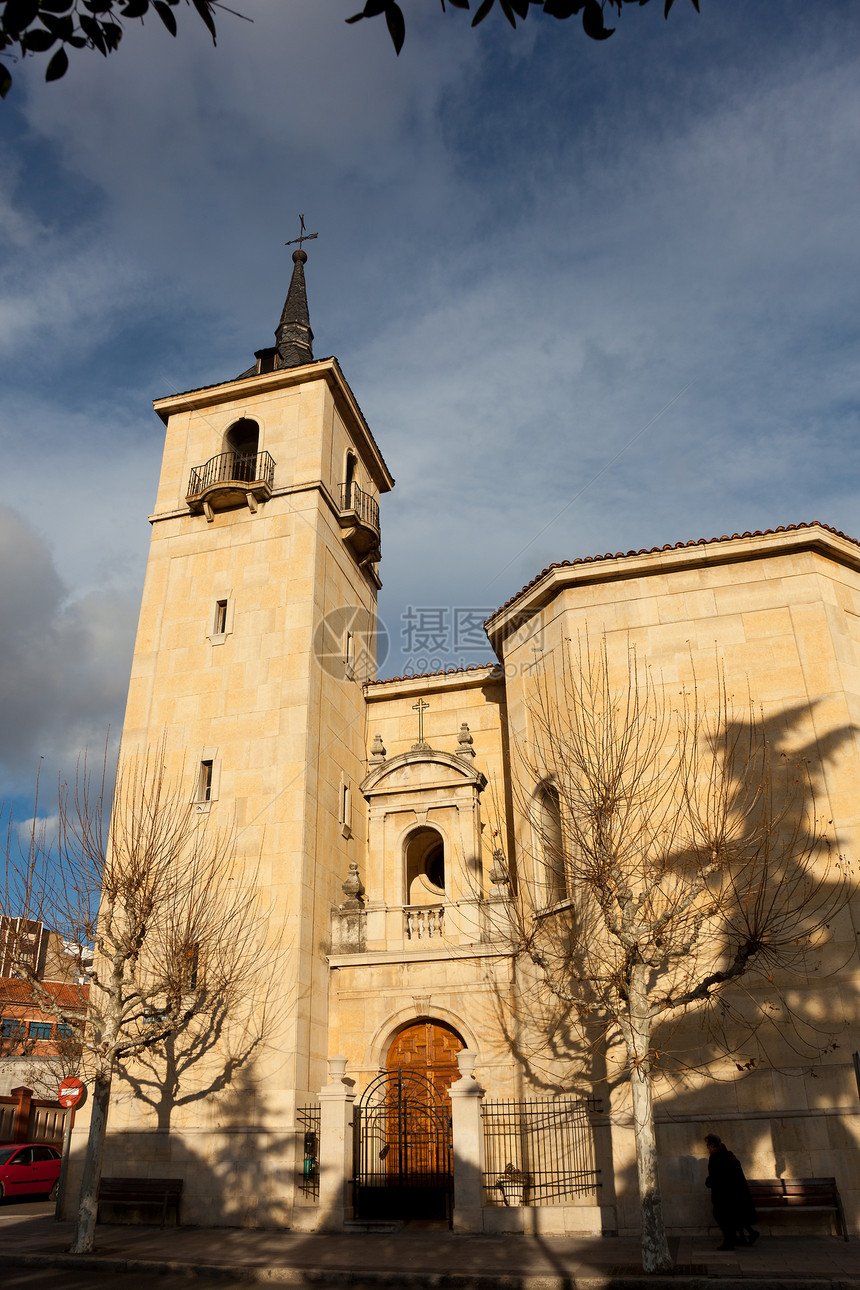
[339,481,380,532]
[188,450,275,498]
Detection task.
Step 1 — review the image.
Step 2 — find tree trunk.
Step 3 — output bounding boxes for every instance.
[625,972,673,1274]
[69,1067,112,1253]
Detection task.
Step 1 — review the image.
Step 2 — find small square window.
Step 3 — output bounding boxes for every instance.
[207,595,233,644]
[56,1024,75,1040]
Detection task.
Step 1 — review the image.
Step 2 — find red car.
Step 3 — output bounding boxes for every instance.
[0,1143,61,1199]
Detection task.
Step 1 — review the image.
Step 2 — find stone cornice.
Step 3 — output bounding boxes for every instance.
[361,748,487,796]
[364,664,502,700]
[328,943,511,968]
[486,523,860,653]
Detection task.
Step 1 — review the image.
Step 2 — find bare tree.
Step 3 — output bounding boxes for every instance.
[2,744,263,1254]
[498,637,854,1273]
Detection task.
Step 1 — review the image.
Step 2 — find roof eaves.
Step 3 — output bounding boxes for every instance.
[484,522,860,630]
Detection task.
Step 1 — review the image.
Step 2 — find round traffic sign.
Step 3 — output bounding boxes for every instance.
[58,1077,86,1108]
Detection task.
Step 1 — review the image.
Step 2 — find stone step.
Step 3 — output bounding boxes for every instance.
[343,1219,406,1234]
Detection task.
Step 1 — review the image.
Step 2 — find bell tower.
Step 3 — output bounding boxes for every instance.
[111,246,394,1225]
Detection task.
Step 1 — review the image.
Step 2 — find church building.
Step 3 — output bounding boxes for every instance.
[89,249,860,1239]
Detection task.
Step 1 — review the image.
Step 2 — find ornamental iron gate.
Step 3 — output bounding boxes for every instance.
[353,1068,453,1222]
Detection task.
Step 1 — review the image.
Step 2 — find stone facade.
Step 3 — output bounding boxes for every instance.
[69,269,859,1240]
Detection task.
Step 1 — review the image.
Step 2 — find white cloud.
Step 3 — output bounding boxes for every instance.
[0,510,136,795]
[0,1,858,738]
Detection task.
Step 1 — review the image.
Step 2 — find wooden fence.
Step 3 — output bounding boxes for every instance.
[0,1086,70,1143]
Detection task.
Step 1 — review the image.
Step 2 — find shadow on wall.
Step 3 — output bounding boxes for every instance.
[484,694,858,1241]
[58,954,298,1231]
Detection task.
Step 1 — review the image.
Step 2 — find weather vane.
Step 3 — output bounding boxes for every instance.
[286,214,318,253]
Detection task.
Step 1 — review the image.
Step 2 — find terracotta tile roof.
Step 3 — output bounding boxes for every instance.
[484,522,860,627]
[0,978,88,1010]
[366,662,501,688]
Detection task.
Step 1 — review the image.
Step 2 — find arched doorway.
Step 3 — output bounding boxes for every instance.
[353,1021,466,1223]
[387,1019,464,1099]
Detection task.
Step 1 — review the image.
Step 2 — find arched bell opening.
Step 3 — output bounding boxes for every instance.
[224,418,260,481]
[404,826,445,906]
[343,449,357,501]
[186,418,273,516]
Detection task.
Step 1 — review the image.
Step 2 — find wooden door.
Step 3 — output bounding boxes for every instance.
[387,1021,464,1101]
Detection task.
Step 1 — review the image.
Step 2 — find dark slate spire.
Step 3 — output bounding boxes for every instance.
[275,249,314,368]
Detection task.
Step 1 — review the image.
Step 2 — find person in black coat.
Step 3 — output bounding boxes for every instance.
[704,1133,760,1250]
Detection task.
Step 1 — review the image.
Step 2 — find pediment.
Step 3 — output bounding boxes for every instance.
[360,748,486,798]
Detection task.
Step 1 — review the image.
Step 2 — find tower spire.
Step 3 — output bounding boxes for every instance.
[244,219,318,378]
[275,248,315,368]
[275,215,317,368]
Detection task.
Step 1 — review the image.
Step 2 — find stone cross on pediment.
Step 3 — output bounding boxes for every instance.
[412,698,430,751]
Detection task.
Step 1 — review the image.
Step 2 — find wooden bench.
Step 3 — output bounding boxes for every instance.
[97,1176,183,1228]
[747,1177,847,1241]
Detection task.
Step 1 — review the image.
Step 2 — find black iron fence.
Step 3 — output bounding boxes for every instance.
[339,481,380,532]
[296,1104,320,1201]
[187,450,275,498]
[353,1068,453,1222]
[482,1095,601,1207]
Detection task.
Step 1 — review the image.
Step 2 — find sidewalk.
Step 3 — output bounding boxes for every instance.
[1,1204,858,1289]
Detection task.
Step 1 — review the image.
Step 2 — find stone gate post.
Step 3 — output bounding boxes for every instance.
[317,1056,355,1231]
[11,1087,33,1143]
[448,1050,485,1233]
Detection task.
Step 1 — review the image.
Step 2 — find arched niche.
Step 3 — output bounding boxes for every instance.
[360,749,487,917]
[404,825,446,905]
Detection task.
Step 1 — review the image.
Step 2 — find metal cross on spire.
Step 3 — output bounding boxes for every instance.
[412,698,430,750]
[285,214,318,254]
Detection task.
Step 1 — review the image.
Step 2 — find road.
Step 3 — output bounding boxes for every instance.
[2,1198,250,1289]
[7,1271,257,1290]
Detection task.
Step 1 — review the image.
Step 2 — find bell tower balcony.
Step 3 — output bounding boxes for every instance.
[338,480,381,564]
[186,450,275,520]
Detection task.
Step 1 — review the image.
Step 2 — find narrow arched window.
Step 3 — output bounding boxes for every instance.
[224,419,259,482]
[537,783,565,905]
[344,451,357,508]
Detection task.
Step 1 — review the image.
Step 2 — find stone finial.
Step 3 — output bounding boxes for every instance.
[489,848,509,887]
[370,733,386,763]
[327,1055,348,1084]
[456,722,475,759]
[340,861,365,910]
[456,1049,477,1080]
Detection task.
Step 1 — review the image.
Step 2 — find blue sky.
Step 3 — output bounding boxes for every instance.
[1,0,859,815]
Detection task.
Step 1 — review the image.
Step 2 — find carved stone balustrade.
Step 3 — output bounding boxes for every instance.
[403,904,445,941]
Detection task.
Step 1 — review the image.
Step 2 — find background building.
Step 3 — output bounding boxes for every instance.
[0,917,89,1097]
